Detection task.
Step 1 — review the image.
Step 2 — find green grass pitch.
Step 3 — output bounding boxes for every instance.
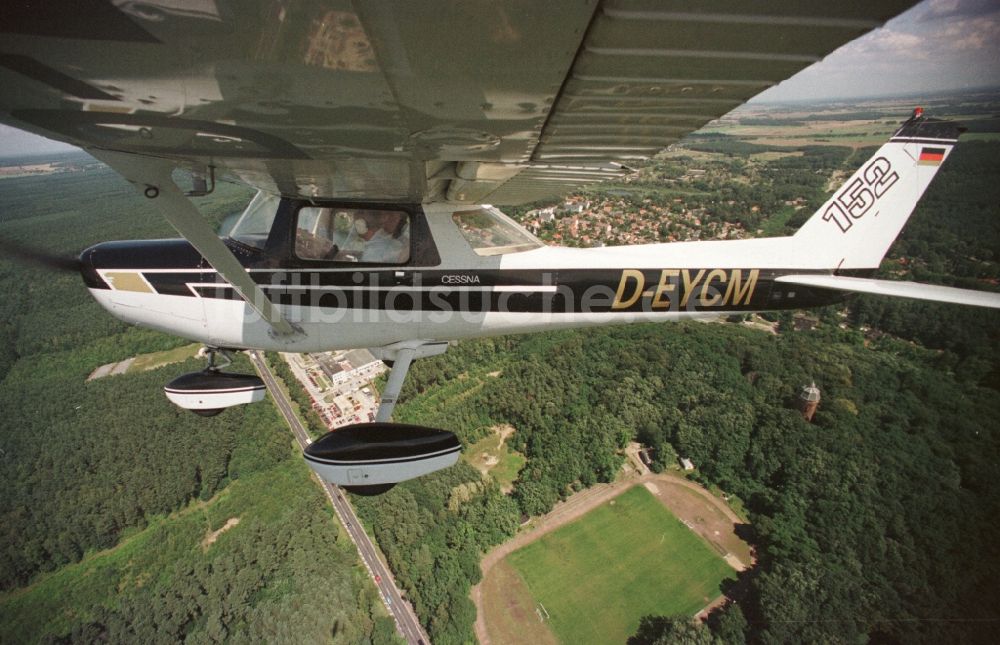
[506,486,735,644]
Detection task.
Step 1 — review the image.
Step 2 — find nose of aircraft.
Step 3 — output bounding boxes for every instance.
[78,239,206,290]
[79,244,105,289]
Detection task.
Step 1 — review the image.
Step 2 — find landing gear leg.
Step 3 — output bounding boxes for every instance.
[203,346,233,373]
[370,341,450,422]
[302,341,456,495]
[374,347,414,422]
[163,346,267,416]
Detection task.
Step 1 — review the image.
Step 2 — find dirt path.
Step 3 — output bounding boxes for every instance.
[201,517,240,550]
[624,441,651,476]
[473,472,752,644]
[694,594,729,621]
[652,472,745,528]
[470,579,491,645]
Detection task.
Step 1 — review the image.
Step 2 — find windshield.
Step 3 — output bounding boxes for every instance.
[228,191,281,249]
[452,206,543,256]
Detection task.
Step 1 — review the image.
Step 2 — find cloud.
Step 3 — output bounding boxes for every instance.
[939,15,1000,50]
[844,29,926,58]
[754,0,1000,102]
[839,0,1000,59]
[916,0,1000,22]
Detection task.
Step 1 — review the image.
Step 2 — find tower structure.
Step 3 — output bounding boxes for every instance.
[797,382,821,421]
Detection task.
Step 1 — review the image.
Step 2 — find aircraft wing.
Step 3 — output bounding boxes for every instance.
[0,1,916,203]
[775,275,1000,309]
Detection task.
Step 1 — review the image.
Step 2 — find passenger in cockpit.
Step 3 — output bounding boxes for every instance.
[376,212,410,263]
[330,211,409,263]
[333,211,374,259]
[357,212,407,263]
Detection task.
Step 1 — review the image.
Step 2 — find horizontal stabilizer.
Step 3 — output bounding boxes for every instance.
[775,275,1000,309]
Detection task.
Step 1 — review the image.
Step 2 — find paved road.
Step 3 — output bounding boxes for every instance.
[248,352,428,645]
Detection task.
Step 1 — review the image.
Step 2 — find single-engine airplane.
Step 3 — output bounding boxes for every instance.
[1,1,997,493]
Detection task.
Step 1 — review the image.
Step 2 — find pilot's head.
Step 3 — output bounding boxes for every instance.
[381,212,406,238]
[353,212,380,240]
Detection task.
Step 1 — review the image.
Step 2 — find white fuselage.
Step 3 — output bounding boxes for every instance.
[87,205,825,353]
[83,129,959,352]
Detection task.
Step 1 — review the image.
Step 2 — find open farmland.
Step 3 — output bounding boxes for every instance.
[504,486,735,645]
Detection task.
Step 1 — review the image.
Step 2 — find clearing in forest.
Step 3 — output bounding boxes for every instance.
[128,344,202,373]
[504,486,734,645]
[87,344,200,381]
[464,425,525,492]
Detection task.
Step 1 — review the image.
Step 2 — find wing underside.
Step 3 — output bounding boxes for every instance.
[0,1,916,203]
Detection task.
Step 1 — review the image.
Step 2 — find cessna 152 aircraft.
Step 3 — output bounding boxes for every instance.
[2,1,998,493]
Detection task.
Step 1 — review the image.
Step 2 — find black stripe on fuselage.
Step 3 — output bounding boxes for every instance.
[136,268,853,314]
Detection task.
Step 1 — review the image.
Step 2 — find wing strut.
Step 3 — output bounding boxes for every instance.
[89,149,301,337]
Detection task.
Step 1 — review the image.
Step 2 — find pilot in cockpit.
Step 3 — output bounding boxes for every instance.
[295,207,339,260]
[342,211,408,263]
[297,208,409,263]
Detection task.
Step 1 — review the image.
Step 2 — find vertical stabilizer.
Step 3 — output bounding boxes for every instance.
[793,110,963,270]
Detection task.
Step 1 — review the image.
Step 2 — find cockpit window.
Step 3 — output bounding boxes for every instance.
[452,206,543,256]
[229,191,280,250]
[295,207,410,263]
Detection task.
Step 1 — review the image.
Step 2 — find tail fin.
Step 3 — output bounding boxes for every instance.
[793,109,963,270]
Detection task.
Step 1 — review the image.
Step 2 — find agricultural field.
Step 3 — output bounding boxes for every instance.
[504,486,735,645]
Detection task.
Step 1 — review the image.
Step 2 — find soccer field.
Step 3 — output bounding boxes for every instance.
[506,486,735,644]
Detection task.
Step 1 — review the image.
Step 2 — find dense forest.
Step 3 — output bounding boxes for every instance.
[357,317,999,644]
[0,164,389,643]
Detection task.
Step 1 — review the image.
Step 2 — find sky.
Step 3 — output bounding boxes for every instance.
[753,0,1000,102]
[1,0,999,157]
[0,124,77,157]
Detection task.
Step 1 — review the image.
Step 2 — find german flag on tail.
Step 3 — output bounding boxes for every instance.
[918,147,946,166]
